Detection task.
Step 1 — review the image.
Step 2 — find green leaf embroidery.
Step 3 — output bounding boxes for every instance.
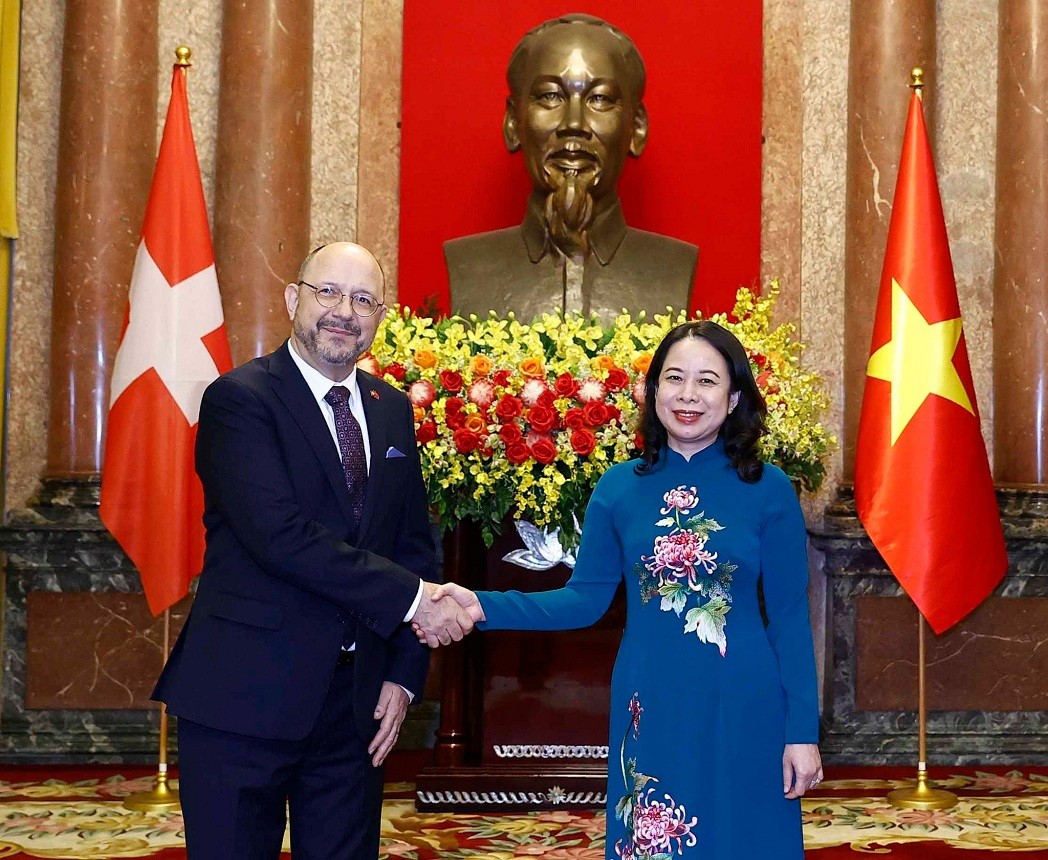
[658,582,689,615]
[684,596,730,654]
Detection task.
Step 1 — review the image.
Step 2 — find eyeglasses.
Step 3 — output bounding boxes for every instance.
[299,281,384,317]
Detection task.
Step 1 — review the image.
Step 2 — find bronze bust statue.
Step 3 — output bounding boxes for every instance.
[445,14,698,323]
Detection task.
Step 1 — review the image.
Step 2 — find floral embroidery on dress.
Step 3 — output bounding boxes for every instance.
[614,693,697,860]
[636,485,737,655]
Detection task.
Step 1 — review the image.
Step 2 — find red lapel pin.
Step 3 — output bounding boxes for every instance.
[370,390,380,400]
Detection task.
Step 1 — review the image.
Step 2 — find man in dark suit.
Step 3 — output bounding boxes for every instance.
[155,242,476,859]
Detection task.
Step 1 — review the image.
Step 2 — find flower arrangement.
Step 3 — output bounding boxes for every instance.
[363,282,834,548]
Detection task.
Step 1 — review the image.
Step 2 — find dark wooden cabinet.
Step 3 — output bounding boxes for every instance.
[415,522,621,811]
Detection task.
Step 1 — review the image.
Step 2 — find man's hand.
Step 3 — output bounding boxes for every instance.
[783,743,823,799]
[410,581,476,648]
[412,583,485,645]
[368,682,410,767]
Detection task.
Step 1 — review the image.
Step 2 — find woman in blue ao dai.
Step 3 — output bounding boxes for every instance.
[429,321,823,859]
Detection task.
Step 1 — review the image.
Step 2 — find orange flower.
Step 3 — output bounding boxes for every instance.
[412,406,425,423]
[415,349,438,369]
[464,414,487,435]
[470,355,493,377]
[520,356,546,378]
[631,353,652,374]
[593,355,616,372]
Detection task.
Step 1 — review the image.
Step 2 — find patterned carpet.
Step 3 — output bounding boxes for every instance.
[0,767,1044,857]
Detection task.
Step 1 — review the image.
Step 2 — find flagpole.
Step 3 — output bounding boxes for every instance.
[882,65,961,816]
[126,607,181,811]
[122,43,195,817]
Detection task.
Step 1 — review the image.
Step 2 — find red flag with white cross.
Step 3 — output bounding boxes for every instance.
[100,62,232,615]
[854,91,1006,634]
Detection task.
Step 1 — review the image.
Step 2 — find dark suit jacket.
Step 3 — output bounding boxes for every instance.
[154,341,436,742]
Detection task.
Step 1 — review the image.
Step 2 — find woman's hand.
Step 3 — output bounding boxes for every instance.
[782,743,822,799]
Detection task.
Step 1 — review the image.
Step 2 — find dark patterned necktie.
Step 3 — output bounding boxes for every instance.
[324,385,368,529]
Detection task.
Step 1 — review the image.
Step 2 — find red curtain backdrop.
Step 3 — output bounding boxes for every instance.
[398,1,763,317]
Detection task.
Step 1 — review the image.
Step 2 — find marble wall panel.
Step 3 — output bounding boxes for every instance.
[156,0,222,215]
[799,0,851,528]
[937,0,997,460]
[7,0,64,514]
[311,0,363,251]
[26,593,189,710]
[356,0,405,298]
[856,595,1048,712]
[761,0,804,326]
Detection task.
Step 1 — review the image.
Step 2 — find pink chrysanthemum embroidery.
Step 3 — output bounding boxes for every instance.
[632,788,698,856]
[660,485,699,515]
[643,531,719,590]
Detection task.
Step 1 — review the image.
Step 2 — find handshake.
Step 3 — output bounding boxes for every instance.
[410,582,485,648]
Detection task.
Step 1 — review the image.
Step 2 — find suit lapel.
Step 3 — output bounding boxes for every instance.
[356,371,388,539]
[267,342,357,527]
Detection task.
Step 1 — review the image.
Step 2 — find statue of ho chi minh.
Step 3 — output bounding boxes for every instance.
[444,14,698,323]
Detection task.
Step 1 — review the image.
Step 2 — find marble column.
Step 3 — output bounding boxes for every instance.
[993,0,1048,485]
[47,1,159,477]
[213,0,313,365]
[842,1,935,477]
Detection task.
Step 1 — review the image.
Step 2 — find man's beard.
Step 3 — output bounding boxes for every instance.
[294,314,363,368]
[543,164,602,258]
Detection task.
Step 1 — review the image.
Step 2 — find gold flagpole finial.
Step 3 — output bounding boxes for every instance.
[909,67,924,98]
[175,46,193,67]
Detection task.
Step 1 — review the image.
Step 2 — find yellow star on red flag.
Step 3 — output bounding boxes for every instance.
[866,278,973,445]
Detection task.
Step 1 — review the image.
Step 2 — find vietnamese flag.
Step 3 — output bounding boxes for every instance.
[100,61,233,615]
[854,91,1006,634]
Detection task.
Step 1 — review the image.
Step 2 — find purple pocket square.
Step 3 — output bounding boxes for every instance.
[385,446,406,459]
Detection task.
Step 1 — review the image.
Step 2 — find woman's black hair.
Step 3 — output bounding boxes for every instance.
[634,320,768,482]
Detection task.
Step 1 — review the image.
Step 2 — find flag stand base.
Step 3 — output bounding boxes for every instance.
[124,769,181,812]
[887,767,957,810]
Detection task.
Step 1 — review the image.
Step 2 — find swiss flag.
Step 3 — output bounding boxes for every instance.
[854,92,1006,634]
[100,63,233,615]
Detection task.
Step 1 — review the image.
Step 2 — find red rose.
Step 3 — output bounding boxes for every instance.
[500,423,524,445]
[605,404,621,424]
[445,396,465,414]
[495,394,524,420]
[493,369,512,387]
[527,405,558,434]
[570,428,597,456]
[408,380,436,409]
[633,431,645,450]
[530,436,558,465]
[563,407,587,430]
[554,373,580,398]
[453,428,481,454]
[506,441,531,465]
[415,419,437,444]
[439,369,464,393]
[583,401,609,427]
[445,410,467,430]
[605,368,630,392]
[537,389,556,409]
[384,363,406,382]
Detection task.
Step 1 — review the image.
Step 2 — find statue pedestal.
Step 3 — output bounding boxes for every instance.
[415,522,619,811]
